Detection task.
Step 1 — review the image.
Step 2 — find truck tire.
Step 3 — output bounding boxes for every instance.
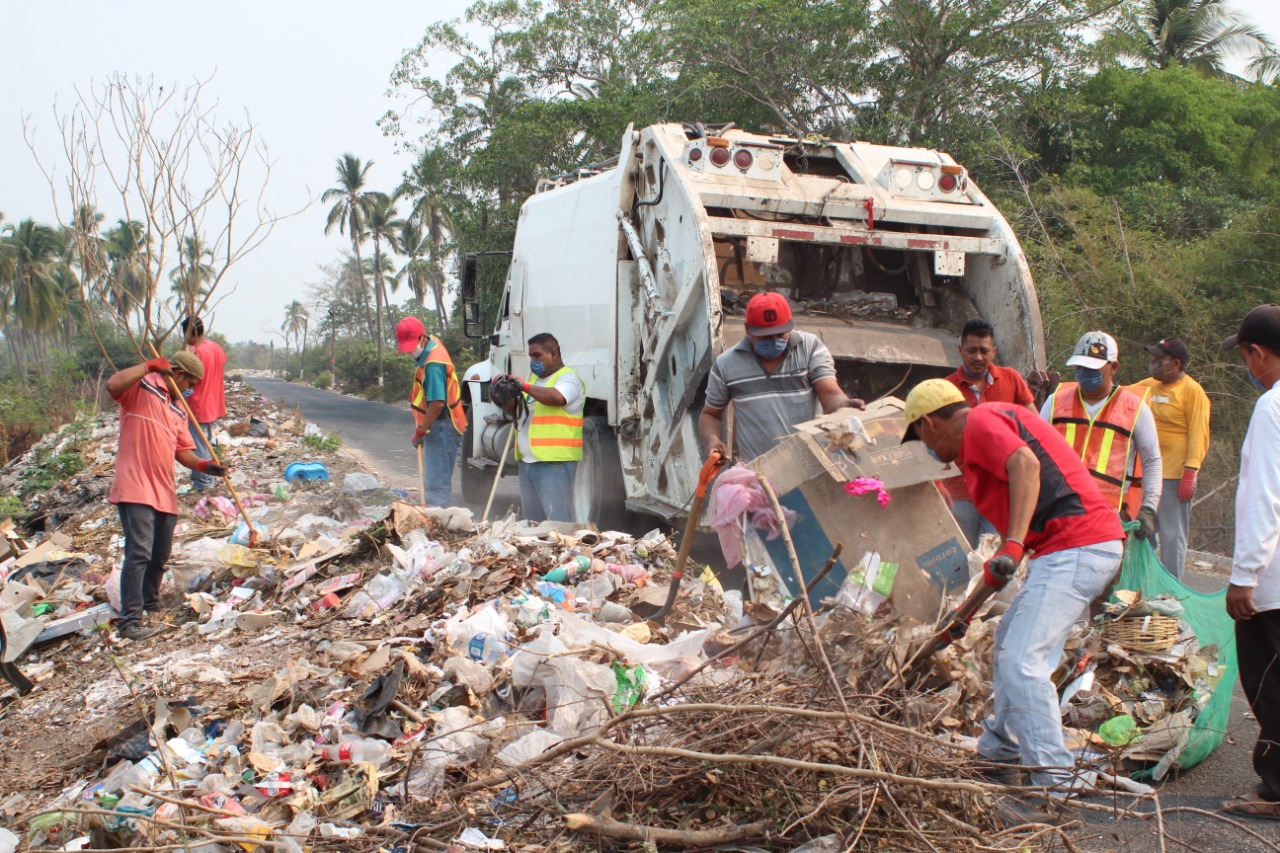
[460,416,496,505]
[573,416,629,531]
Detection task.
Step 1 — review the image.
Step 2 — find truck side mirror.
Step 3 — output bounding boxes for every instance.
[461,255,478,301]
[463,302,483,339]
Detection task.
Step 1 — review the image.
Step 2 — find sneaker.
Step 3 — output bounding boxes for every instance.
[972,757,1026,785]
[119,624,163,641]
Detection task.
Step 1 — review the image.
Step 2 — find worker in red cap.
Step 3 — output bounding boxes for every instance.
[395,316,467,506]
[699,291,862,462]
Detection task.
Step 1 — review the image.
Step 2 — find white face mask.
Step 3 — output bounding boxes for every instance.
[411,344,426,360]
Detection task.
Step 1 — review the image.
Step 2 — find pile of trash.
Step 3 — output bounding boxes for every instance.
[0,384,1226,851]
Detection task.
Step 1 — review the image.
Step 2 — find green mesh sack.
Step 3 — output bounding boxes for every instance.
[1114,521,1238,775]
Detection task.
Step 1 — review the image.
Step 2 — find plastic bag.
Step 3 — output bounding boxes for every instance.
[1114,522,1238,775]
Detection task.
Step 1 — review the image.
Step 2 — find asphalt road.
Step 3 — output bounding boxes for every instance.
[247,374,1277,850]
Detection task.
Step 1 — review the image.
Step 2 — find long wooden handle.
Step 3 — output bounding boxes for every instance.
[146,342,258,547]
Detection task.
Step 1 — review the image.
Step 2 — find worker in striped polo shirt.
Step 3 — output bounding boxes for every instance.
[700,292,863,463]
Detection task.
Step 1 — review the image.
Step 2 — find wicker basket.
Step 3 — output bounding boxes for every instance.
[1102,613,1181,652]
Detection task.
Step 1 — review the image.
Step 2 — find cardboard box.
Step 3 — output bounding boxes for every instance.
[747,398,969,623]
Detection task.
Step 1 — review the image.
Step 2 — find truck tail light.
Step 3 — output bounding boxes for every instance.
[689,147,703,162]
[938,173,957,192]
[710,147,731,167]
[733,149,753,170]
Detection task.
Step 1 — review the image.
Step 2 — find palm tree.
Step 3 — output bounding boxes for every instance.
[395,219,450,331]
[322,154,377,345]
[1105,0,1278,79]
[103,219,150,330]
[1,219,66,376]
[281,300,309,371]
[170,233,215,317]
[363,192,405,385]
[401,149,456,328]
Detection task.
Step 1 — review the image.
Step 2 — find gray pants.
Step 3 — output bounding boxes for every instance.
[189,421,214,489]
[518,460,578,523]
[1154,478,1191,579]
[117,502,177,629]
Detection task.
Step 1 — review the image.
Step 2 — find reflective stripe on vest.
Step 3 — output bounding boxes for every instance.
[1050,383,1148,515]
[410,336,468,434]
[519,365,585,462]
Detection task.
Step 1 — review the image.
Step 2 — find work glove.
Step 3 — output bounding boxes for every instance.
[411,428,427,448]
[145,357,173,375]
[195,459,227,477]
[1134,506,1157,540]
[983,540,1024,590]
[1178,469,1197,503]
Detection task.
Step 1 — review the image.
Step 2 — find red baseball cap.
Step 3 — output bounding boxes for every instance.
[395,316,426,353]
[745,292,794,335]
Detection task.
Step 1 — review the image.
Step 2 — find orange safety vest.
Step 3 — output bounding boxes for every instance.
[411,336,467,434]
[1049,383,1150,517]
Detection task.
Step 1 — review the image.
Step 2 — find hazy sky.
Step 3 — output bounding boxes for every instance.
[3,0,1280,344]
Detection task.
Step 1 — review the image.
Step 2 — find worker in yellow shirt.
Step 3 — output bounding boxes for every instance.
[1138,337,1211,578]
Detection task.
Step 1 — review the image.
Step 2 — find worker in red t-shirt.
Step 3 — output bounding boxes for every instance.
[183,317,228,491]
[903,378,1124,792]
[942,319,1037,547]
[107,352,226,641]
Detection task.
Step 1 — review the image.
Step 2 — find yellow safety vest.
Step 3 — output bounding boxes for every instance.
[517,365,584,462]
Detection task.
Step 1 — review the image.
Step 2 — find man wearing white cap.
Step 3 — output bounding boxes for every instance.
[1042,331,1162,537]
[395,316,467,507]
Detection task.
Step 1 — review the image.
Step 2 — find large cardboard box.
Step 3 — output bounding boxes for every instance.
[747,398,969,623]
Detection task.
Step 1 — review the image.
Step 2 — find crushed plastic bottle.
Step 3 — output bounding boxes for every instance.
[316,738,392,768]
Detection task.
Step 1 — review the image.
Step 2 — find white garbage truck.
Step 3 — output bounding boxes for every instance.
[458,122,1046,528]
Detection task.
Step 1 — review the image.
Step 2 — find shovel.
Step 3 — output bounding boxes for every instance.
[651,449,726,627]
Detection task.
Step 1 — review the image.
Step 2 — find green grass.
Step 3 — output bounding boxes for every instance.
[303,432,342,453]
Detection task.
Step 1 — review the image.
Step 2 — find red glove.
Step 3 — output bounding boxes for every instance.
[146,357,172,374]
[983,540,1024,590]
[411,428,427,448]
[1178,469,1197,502]
[195,459,227,476]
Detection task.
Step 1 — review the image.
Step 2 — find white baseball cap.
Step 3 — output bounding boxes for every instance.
[1065,331,1118,369]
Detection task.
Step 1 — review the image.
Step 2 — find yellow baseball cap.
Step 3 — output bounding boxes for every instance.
[902,378,965,442]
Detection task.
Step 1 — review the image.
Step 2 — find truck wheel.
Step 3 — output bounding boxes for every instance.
[573,416,629,531]
[460,416,495,505]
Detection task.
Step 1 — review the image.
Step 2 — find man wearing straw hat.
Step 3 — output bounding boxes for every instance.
[107,352,226,641]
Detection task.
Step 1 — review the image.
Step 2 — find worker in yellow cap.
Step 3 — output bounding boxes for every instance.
[902,378,1124,792]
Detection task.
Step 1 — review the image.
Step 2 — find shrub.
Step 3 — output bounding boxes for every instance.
[313,372,333,390]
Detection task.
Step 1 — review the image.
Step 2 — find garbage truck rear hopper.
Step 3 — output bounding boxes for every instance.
[459,123,1045,528]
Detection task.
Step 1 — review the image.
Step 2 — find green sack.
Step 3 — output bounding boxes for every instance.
[1114,521,1238,775]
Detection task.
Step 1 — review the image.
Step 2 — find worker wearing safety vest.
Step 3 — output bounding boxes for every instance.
[1040,331,1163,539]
[396,316,467,508]
[500,332,585,523]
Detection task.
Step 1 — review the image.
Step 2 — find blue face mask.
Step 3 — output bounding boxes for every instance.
[530,360,547,377]
[182,388,195,398]
[926,447,943,463]
[753,337,788,359]
[1250,372,1267,391]
[1074,367,1104,392]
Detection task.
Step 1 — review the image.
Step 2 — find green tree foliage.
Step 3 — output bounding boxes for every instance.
[1103,0,1277,78]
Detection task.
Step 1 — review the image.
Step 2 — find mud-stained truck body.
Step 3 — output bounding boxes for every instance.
[459,122,1045,527]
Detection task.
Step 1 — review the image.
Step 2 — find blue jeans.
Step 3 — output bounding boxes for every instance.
[1154,478,1190,579]
[951,499,998,549]
[421,426,462,507]
[189,421,214,489]
[977,539,1123,788]
[117,502,177,629]
[518,460,578,522]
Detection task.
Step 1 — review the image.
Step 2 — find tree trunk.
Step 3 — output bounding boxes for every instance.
[372,236,385,387]
[351,237,375,342]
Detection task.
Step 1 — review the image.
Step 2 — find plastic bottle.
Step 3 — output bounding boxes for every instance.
[467,631,510,663]
[543,555,591,584]
[317,738,392,768]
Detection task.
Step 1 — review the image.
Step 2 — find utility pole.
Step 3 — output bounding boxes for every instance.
[300,317,308,381]
[270,340,274,375]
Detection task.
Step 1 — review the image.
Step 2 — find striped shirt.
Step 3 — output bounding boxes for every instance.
[706,331,836,461]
